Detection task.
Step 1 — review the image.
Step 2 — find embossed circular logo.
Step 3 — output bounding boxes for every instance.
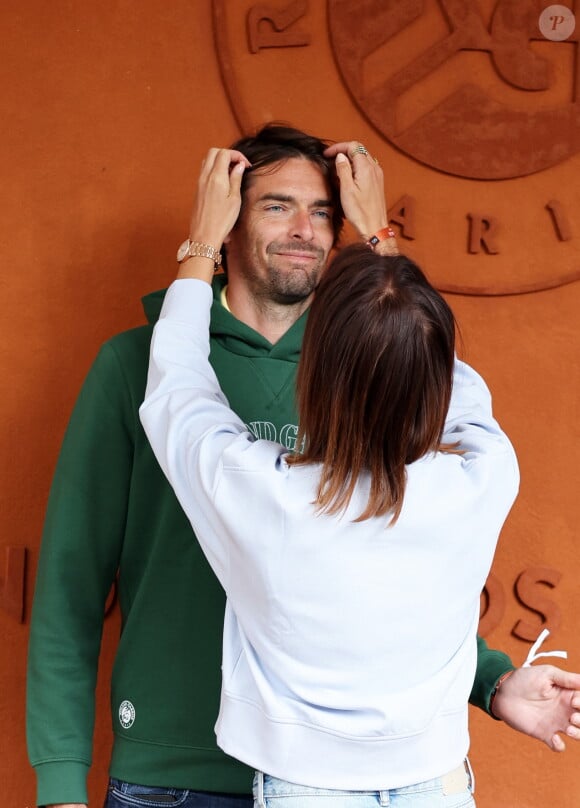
[327,0,580,179]
[212,0,580,295]
[119,700,135,729]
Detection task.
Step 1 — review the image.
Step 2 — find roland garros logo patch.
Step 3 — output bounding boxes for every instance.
[119,699,136,729]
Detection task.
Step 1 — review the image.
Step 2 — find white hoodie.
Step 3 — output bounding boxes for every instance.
[140,279,519,791]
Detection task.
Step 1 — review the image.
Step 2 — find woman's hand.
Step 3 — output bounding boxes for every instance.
[324,141,388,240]
[177,148,250,283]
[188,148,251,249]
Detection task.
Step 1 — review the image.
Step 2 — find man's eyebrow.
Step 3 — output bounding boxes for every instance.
[257,192,333,207]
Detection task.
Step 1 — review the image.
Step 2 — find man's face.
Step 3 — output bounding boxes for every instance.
[225,158,335,306]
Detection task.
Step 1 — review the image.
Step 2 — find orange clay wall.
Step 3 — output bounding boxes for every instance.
[2,2,580,806]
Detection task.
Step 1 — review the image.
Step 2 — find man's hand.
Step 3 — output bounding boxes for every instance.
[492,665,580,751]
[323,140,388,240]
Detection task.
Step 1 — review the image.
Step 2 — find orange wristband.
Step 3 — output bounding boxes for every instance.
[367,226,397,248]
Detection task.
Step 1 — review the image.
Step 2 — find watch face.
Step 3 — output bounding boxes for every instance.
[176,239,191,262]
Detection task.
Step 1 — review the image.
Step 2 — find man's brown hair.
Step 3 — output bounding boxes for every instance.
[230,122,344,243]
[290,244,457,523]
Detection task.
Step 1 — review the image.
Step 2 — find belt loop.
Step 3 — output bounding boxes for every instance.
[256,770,265,808]
[378,790,390,806]
[465,757,475,794]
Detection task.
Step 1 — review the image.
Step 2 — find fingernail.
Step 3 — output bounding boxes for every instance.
[336,153,347,163]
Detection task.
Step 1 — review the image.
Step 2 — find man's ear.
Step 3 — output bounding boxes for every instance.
[223,218,240,246]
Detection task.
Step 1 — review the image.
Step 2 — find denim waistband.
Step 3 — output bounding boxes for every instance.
[254,759,474,806]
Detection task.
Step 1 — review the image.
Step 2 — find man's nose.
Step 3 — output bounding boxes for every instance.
[289,210,314,240]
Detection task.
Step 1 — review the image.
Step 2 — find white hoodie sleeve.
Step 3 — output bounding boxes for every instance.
[139,278,260,587]
[443,358,519,488]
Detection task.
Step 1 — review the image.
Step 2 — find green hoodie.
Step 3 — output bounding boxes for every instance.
[27,276,513,806]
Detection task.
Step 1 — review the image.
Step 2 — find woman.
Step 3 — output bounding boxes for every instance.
[140,150,519,808]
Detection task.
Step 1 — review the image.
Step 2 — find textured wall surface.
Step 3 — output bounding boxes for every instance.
[2,2,579,806]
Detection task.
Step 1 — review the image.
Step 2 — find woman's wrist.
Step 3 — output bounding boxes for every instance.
[366,225,399,256]
[176,254,217,283]
[176,237,223,283]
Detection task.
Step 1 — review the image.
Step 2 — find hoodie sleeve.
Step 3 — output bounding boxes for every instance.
[139,279,258,589]
[444,360,519,712]
[444,359,519,474]
[27,342,133,806]
[471,635,516,714]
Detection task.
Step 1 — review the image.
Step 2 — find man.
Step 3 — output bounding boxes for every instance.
[27,124,580,808]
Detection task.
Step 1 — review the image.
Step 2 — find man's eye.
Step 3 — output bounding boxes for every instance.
[313,210,331,220]
[265,204,284,212]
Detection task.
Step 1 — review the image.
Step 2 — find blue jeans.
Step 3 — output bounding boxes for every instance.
[104,779,254,808]
[253,764,475,808]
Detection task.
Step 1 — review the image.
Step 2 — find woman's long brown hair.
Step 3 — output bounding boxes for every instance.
[289,244,457,524]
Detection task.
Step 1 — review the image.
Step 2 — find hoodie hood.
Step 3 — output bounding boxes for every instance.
[142,275,306,363]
